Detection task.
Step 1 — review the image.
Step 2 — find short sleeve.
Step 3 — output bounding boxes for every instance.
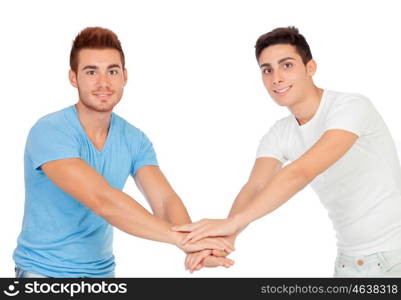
[130,131,158,176]
[26,120,80,170]
[256,123,287,163]
[323,96,378,137]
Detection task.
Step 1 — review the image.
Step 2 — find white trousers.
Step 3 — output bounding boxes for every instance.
[334,248,401,277]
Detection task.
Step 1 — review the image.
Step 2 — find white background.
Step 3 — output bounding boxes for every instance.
[1,0,400,277]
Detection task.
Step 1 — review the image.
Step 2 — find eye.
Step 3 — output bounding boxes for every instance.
[283,62,293,68]
[262,68,272,74]
[86,70,96,75]
[109,69,119,75]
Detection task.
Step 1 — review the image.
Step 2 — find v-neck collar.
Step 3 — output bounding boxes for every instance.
[71,105,114,154]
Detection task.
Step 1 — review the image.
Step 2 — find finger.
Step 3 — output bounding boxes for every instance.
[189,253,202,272]
[185,229,211,244]
[186,252,199,270]
[219,238,235,252]
[209,238,234,253]
[185,254,192,270]
[212,249,228,257]
[190,251,210,271]
[207,257,234,268]
[204,256,234,268]
[208,238,233,252]
[203,256,224,268]
[171,220,204,232]
[195,263,203,271]
[187,250,210,271]
[181,229,208,245]
[222,258,235,268]
[188,253,198,272]
[187,228,234,246]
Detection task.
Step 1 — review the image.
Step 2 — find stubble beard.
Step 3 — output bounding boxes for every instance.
[78,89,122,113]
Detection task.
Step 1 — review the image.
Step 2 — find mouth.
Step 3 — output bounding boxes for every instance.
[273,85,292,96]
[93,93,113,100]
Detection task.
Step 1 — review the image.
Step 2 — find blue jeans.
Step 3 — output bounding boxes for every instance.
[15,267,49,278]
[334,248,401,277]
[15,266,115,278]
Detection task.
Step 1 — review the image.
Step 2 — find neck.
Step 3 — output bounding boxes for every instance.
[288,85,324,125]
[75,101,112,138]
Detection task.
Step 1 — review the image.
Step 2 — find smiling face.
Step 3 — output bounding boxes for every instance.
[69,48,127,113]
[258,44,316,108]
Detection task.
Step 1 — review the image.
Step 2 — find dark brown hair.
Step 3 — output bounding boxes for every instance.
[70,27,125,72]
[255,26,312,65]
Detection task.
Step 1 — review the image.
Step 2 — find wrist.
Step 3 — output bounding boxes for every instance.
[228,214,247,234]
[168,229,184,247]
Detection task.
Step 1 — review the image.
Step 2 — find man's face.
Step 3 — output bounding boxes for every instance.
[69,48,127,112]
[258,44,316,107]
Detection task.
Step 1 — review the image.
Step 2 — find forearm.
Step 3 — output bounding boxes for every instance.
[97,187,183,245]
[157,195,192,225]
[133,166,191,226]
[227,183,262,237]
[232,164,309,229]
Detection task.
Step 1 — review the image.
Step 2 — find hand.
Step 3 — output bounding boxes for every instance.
[172,217,240,244]
[185,250,234,273]
[176,235,234,254]
[211,235,237,257]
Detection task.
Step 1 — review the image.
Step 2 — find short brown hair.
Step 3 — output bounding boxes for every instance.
[255,26,312,65]
[70,27,125,72]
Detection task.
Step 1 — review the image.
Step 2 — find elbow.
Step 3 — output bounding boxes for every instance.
[243,181,263,195]
[89,186,115,218]
[284,163,312,188]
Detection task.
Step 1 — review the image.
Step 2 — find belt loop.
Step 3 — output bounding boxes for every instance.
[377,252,389,270]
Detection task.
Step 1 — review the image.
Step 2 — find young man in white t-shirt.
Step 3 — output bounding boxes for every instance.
[174,26,401,277]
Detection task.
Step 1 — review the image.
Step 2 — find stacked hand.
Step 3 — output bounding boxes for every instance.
[172,218,240,272]
[185,248,234,273]
[175,236,234,254]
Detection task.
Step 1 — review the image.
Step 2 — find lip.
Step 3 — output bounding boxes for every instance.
[273,85,292,96]
[93,93,113,100]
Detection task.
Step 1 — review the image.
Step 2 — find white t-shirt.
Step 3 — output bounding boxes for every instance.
[257,89,401,256]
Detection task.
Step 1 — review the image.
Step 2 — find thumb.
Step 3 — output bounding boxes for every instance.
[212,249,229,257]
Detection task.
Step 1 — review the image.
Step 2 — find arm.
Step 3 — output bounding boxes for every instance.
[203,158,282,253]
[133,165,235,269]
[227,157,282,238]
[173,129,358,243]
[41,158,233,253]
[181,158,282,271]
[133,165,191,225]
[234,129,358,226]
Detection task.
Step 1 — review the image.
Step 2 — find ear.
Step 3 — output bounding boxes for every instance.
[123,68,128,86]
[69,69,78,88]
[306,59,317,76]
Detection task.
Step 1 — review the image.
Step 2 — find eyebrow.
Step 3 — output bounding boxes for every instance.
[259,57,295,68]
[108,64,121,69]
[81,64,122,71]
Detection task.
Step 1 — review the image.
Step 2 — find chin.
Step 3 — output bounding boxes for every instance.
[82,100,119,113]
[272,97,295,107]
[96,101,120,112]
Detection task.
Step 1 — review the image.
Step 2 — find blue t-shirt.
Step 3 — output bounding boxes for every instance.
[13,105,158,277]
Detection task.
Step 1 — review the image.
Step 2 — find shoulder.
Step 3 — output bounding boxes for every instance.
[266,114,295,135]
[323,90,378,120]
[30,106,74,134]
[258,115,294,145]
[112,113,151,144]
[325,90,373,107]
[113,113,141,135]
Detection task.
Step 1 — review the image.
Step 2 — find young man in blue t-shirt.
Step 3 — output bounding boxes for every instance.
[13,27,234,278]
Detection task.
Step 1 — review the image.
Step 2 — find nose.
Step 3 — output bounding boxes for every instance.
[97,72,111,89]
[272,69,284,85]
